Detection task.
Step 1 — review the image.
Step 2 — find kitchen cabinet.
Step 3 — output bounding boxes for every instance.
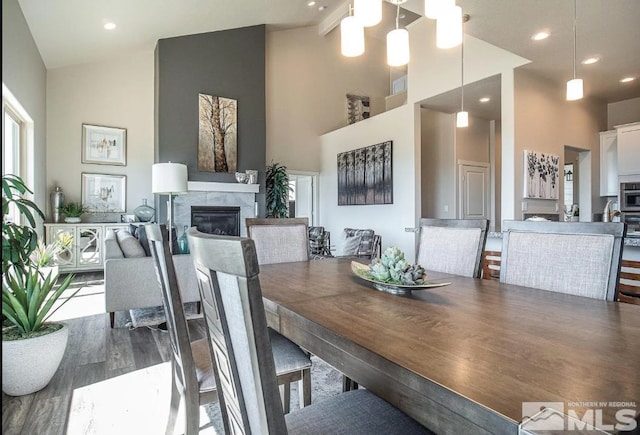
[599,130,618,196]
[617,122,640,177]
[45,223,129,272]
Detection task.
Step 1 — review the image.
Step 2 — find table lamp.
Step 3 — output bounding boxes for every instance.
[152,162,188,254]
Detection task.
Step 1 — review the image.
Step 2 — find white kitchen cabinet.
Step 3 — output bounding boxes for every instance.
[617,122,640,177]
[599,130,618,196]
[45,223,129,272]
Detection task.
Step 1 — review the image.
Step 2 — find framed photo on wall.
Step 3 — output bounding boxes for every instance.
[82,124,127,166]
[81,173,126,212]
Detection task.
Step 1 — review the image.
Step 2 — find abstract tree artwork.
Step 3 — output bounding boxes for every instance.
[198,94,237,173]
[338,141,392,205]
[524,150,560,199]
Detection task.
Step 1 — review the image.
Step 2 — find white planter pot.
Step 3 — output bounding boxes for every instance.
[2,323,69,396]
[65,217,81,223]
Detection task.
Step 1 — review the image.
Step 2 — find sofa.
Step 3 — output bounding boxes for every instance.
[104,225,200,328]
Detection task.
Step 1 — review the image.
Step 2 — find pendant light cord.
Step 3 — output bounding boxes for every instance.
[395,2,400,29]
[572,0,577,80]
[460,26,464,111]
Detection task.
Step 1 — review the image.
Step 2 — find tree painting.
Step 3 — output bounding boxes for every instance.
[198,94,237,173]
[524,150,559,200]
[337,141,393,206]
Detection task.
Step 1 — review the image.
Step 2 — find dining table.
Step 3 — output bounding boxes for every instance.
[258,257,640,435]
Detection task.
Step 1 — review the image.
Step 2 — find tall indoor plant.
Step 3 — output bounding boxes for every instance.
[2,174,77,396]
[265,162,290,218]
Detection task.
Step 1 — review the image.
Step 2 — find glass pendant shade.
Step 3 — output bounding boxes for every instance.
[456,111,469,128]
[566,78,583,101]
[341,15,365,57]
[354,0,382,27]
[424,0,454,20]
[436,5,462,48]
[387,28,410,66]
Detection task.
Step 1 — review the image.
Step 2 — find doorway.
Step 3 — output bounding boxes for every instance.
[288,171,319,225]
[458,161,490,220]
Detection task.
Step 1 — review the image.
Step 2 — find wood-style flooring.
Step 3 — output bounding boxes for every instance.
[1,272,216,435]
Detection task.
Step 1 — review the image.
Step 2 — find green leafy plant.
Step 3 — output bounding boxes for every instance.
[29,240,63,268]
[265,162,290,218]
[367,247,427,285]
[60,201,87,218]
[2,174,44,274]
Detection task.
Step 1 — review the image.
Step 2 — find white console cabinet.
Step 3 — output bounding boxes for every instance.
[45,223,129,272]
[599,130,618,196]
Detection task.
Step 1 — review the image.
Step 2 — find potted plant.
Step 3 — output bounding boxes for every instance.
[2,174,78,396]
[265,162,290,218]
[60,201,87,223]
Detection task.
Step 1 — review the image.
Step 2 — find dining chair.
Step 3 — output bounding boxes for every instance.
[500,220,626,301]
[146,225,313,435]
[245,218,310,264]
[245,217,313,410]
[482,250,501,281]
[617,259,640,305]
[342,227,382,259]
[186,228,432,435]
[416,218,489,278]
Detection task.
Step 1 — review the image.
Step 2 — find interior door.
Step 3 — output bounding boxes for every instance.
[459,163,490,220]
[293,174,314,224]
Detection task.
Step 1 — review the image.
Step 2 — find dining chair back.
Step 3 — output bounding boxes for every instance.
[246,218,309,264]
[500,221,626,301]
[146,224,218,435]
[187,228,432,435]
[416,218,489,278]
[618,259,640,305]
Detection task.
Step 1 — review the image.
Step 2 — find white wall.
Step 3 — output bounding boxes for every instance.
[421,108,455,219]
[2,0,47,215]
[607,97,640,129]
[266,25,389,173]
[46,52,155,219]
[320,105,418,259]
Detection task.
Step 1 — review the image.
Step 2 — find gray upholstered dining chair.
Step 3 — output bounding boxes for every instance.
[500,220,626,301]
[245,218,310,264]
[146,225,313,435]
[416,218,489,278]
[186,228,432,435]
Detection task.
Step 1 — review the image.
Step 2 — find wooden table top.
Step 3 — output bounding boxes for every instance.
[258,258,640,434]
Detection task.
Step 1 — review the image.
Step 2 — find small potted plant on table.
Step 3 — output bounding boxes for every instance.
[60,201,87,223]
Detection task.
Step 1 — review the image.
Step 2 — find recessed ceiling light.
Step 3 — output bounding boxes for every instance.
[581,57,599,65]
[479,97,491,103]
[531,31,550,41]
[307,1,316,6]
[318,5,326,11]
[620,77,635,83]
[104,22,116,30]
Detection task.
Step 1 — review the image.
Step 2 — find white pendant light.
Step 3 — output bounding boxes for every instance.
[341,5,364,57]
[456,23,468,128]
[424,0,454,20]
[354,0,382,27]
[566,0,583,101]
[437,5,462,49]
[387,2,410,66]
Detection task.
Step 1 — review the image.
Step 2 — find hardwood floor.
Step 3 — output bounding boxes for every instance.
[1,272,219,435]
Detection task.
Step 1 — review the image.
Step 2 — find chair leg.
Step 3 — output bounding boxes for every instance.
[282,382,291,414]
[184,392,200,435]
[166,376,180,435]
[300,368,311,408]
[196,301,201,314]
[109,312,115,329]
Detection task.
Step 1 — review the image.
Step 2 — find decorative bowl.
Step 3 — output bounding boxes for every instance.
[235,172,249,183]
[351,261,451,295]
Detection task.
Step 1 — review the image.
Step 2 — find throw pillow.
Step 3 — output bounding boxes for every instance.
[130,224,151,257]
[104,229,124,259]
[116,230,147,258]
[342,234,362,256]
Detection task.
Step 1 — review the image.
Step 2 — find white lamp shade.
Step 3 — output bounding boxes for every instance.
[341,15,365,57]
[387,28,410,67]
[566,78,584,101]
[456,111,469,128]
[436,5,462,49]
[354,0,382,27]
[424,0,455,20]
[152,163,188,194]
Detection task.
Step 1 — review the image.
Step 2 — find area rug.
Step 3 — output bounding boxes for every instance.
[127,302,202,329]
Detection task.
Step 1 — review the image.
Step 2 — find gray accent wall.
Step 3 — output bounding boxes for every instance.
[155,25,266,222]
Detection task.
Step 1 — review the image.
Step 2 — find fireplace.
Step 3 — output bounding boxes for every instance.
[191,206,241,236]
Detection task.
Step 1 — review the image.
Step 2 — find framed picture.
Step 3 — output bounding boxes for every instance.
[82,173,126,213]
[338,141,393,205]
[523,150,560,200]
[198,94,237,173]
[82,124,127,166]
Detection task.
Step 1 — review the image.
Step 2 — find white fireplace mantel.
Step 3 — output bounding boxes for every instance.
[187,181,259,193]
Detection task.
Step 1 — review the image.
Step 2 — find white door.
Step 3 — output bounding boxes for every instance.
[294,175,314,223]
[459,163,490,220]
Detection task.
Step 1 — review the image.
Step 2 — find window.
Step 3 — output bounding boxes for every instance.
[3,106,22,176]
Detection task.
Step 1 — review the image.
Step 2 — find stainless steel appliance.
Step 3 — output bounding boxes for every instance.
[620,182,640,212]
[621,212,640,234]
